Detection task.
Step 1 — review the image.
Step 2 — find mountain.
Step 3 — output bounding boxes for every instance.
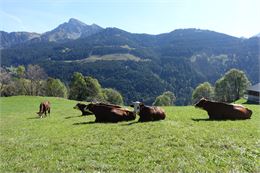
[0,31,41,48]
[253,33,260,38]
[1,19,259,105]
[40,18,103,42]
[0,18,103,48]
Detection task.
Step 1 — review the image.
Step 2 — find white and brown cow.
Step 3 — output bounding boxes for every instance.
[131,101,166,122]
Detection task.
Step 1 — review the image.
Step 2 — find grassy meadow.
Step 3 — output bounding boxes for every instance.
[0,96,259,172]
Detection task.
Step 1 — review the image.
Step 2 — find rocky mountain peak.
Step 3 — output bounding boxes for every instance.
[68,18,87,26]
[40,18,103,42]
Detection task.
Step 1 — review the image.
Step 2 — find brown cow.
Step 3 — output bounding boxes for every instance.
[73,103,93,116]
[85,103,136,123]
[131,102,166,122]
[194,98,252,120]
[37,101,51,118]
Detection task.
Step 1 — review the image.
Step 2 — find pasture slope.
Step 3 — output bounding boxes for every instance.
[0,96,259,172]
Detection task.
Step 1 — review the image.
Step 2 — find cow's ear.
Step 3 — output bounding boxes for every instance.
[140,102,144,106]
[200,98,207,105]
[200,97,207,101]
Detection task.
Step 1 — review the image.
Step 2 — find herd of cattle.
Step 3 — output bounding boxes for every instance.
[37,98,253,122]
[71,101,166,122]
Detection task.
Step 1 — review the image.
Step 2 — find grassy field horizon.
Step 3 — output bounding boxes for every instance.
[0,96,259,172]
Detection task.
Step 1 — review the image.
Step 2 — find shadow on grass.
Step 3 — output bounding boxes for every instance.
[73,120,140,125]
[192,118,217,122]
[73,121,96,125]
[73,121,121,125]
[27,116,52,119]
[120,120,165,126]
[27,117,40,120]
[120,121,139,126]
[65,115,82,119]
[192,118,248,122]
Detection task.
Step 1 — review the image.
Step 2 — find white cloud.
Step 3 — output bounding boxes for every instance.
[0,10,26,31]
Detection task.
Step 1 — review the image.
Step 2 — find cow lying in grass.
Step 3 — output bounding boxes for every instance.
[37,101,51,118]
[194,98,252,120]
[85,103,136,123]
[73,103,93,116]
[131,102,166,122]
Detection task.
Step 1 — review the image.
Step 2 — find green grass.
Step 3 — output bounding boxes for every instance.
[64,53,150,63]
[0,96,259,172]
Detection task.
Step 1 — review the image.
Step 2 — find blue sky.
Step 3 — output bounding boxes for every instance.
[0,0,259,37]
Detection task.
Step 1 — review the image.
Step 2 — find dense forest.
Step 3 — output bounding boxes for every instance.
[1,23,259,105]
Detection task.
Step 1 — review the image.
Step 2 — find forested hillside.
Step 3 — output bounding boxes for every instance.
[1,19,259,105]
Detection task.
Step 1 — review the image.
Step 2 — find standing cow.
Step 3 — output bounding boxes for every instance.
[37,101,51,118]
[131,102,166,122]
[194,98,252,120]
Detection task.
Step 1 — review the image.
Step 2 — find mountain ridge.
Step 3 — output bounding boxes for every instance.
[253,33,260,37]
[40,18,103,42]
[1,18,259,105]
[0,31,41,48]
[0,18,103,48]
[1,18,254,49]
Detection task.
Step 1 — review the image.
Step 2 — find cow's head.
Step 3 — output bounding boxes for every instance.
[130,101,145,115]
[85,103,95,112]
[73,103,87,110]
[194,98,207,109]
[73,103,80,110]
[36,112,42,115]
[36,111,44,119]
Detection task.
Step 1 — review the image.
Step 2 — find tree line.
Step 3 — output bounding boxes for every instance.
[192,68,250,103]
[0,64,177,106]
[0,65,123,105]
[1,65,249,105]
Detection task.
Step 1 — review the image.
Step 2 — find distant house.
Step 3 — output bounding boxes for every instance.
[247,83,260,104]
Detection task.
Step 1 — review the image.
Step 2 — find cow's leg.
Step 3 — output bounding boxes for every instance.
[138,117,147,122]
[208,113,213,119]
[39,104,42,114]
[42,105,47,117]
[38,104,42,116]
[208,113,222,120]
[95,117,100,122]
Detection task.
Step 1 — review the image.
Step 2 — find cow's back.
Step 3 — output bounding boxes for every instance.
[232,105,252,119]
[152,107,166,120]
[204,101,252,119]
[44,101,51,109]
[139,106,166,122]
[89,104,135,122]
